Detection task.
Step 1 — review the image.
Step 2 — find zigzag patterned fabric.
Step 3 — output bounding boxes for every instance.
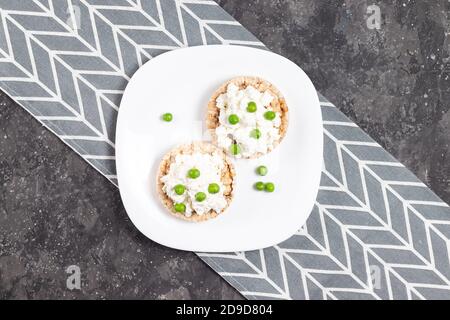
[0,0,449,300]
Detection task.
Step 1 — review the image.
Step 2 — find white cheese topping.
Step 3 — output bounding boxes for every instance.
[215,83,281,158]
[160,152,228,217]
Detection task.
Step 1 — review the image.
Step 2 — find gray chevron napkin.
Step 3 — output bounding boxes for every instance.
[1,0,449,300]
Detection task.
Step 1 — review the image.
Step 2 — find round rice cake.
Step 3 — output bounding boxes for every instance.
[156,141,235,222]
[206,76,289,159]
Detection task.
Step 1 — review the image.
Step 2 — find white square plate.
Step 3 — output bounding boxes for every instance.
[116,45,322,252]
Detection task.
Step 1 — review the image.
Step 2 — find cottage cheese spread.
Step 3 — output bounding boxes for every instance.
[160,152,228,217]
[215,83,282,158]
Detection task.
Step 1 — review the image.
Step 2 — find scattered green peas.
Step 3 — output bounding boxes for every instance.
[173,184,186,195]
[174,203,186,213]
[230,143,241,156]
[250,128,261,139]
[228,114,240,125]
[162,113,173,122]
[264,182,275,192]
[264,111,276,120]
[187,168,200,179]
[254,181,265,191]
[256,165,268,176]
[247,101,257,113]
[208,183,220,194]
[195,192,206,202]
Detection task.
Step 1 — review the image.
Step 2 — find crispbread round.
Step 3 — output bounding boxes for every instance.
[156,141,235,222]
[206,76,289,159]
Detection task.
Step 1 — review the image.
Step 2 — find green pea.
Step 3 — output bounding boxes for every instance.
[264,111,276,120]
[230,143,241,156]
[173,184,185,195]
[195,192,206,202]
[250,128,261,139]
[208,183,220,194]
[265,182,275,192]
[247,101,257,113]
[162,113,173,122]
[254,181,265,191]
[174,203,186,213]
[256,165,268,176]
[228,114,239,125]
[187,168,200,179]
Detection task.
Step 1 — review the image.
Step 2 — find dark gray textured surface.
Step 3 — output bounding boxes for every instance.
[1,0,449,299]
